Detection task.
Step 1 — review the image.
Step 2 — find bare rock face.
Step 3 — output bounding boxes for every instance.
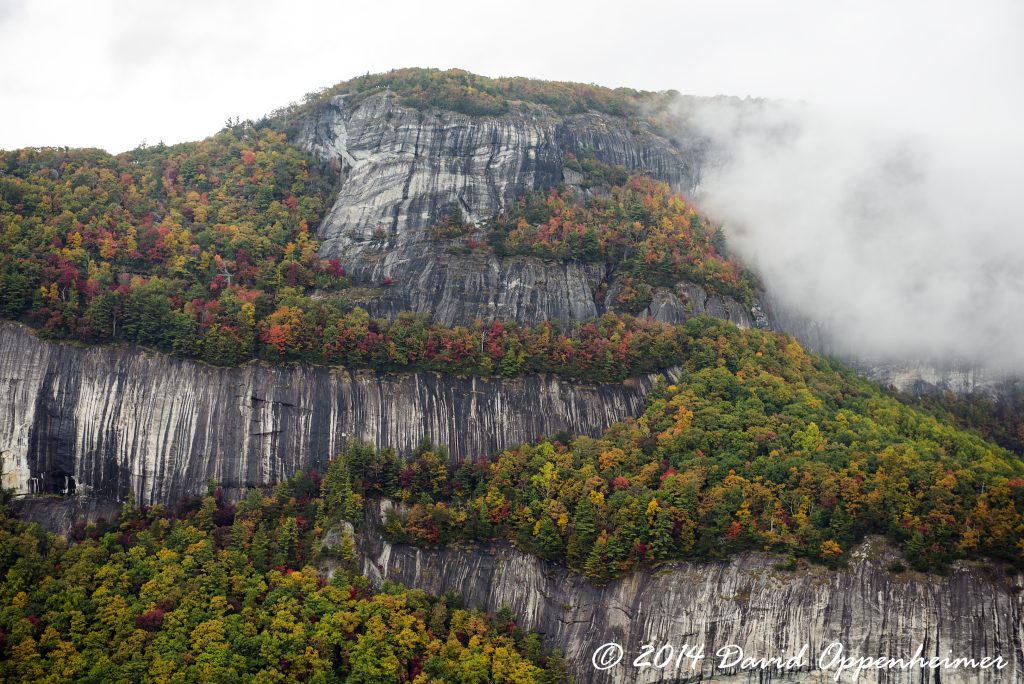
[359,502,1024,684]
[301,93,700,256]
[862,361,1023,399]
[0,322,659,505]
[636,282,763,329]
[338,248,611,327]
[296,93,730,327]
[9,496,121,538]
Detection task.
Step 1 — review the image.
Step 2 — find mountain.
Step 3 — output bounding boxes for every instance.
[1,68,1022,683]
[0,69,768,504]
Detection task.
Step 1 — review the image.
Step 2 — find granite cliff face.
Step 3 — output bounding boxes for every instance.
[296,92,758,328]
[297,90,1024,395]
[301,92,703,255]
[0,322,659,505]
[862,361,1023,399]
[358,502,1023,684]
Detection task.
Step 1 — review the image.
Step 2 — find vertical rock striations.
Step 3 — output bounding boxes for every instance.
[297,93,746,327]
[359,502,1024,684]
[0,322,659,506]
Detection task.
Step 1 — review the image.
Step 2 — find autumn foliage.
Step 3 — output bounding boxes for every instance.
[356,318,1024,581]
[0,123,342,366]
[0,474,568,682]
[489,176,753,307]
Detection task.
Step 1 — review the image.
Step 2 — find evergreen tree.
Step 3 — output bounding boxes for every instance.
[534,517,565,559]
[648,505,675,560]
[320,452,358,523]
[274,516,300,568]
[251,526,271,571]
[570,495,598,563]
[197,495,217,532]
[583,532,611,583]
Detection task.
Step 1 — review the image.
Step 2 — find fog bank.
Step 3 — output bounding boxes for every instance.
[676,92,1024,373]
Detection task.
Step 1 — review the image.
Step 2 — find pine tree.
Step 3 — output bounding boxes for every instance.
[119,491,137,527]
[333,529,357,568]
[534,517,564,559]
[581,227,600,261]
[571,495,598,563]
[320,452,358,523]
[345,441,374,483]
[197,495,217,532]
[583,532,611,582]
[369,446,399,495]
[539,649,571,684]
[251,526,271,571]
[274,516,300,568]
[648,507,675,560]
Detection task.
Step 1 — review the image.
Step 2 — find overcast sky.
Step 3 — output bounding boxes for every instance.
[1,0,1018,153]
[2,0,1022,371]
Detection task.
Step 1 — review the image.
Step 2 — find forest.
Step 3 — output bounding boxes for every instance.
[0,124,753,381]
[487,174,753,310]
[298,67,662,119]
[909,389,1024,456]
[0,474,569,683]
[320,317,1024,581]
[0,123,340,365]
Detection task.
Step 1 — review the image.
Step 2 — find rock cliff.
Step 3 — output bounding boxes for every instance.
[296,90,1024,397]
[297,92,745,327]
[0,322,660,505]
[301,93,702,256]
[358,502,1024,684]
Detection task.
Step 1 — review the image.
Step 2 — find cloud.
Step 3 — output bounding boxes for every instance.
[0,0,26,26]
[676,92,1024,372]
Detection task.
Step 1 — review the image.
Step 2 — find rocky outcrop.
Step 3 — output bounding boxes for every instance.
[301,93,700,256]
[359,502,1024,684]
[635,282,763,329]
[0,322,661,506]
[335,252,767,330]
[334,248,610,327]
[9,496,121,538]
[297,93,726,327]
[862,361,1023,401]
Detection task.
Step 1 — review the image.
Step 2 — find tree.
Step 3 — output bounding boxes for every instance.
[647,499,674,560]
[533,517,564,559]
[320,452,358,523]
[570,494,598,563]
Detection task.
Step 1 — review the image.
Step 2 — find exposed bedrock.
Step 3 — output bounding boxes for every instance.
[359,502,1024,684]
[9,496,122,538]
[296,93,1024,395]
[300,92,702,259]
[0,322,660,506]
[331,249,765,330]
[297,93,737,327]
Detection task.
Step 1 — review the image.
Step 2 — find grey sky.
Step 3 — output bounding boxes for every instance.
[2,0,1022,370]
[1,0,1018,153]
